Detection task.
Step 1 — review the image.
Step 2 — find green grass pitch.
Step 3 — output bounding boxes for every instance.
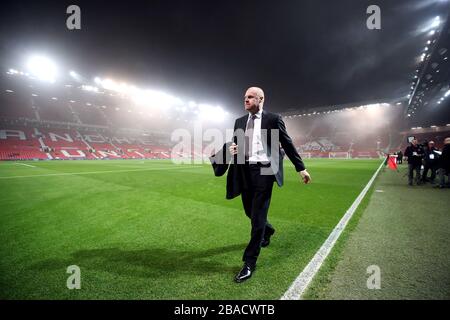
[0,158,380,299]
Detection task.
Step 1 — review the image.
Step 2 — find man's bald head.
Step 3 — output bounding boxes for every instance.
[445,137,450,145]
[244,87,265,114]
[247,87,264,100]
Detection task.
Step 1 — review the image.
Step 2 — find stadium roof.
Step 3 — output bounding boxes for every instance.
[0,0,449,116]
[406,11,450,125]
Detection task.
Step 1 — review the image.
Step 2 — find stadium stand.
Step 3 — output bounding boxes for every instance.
[37,128,95,160]
[2,69,449,161]
[34,95,75,123]
[283,102,408,158]
[0,126,48,160]
[71,103,109,126]
[0,89,35,120]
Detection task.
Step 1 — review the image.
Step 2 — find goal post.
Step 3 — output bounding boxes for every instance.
[328,151,351,159]
[299,152,312,159]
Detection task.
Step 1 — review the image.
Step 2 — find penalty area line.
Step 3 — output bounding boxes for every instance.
[280,160,385,300]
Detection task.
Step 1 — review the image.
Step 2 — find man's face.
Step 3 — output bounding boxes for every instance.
[429,141,435,148]
[412,139,417,146]
[244,89,262,114]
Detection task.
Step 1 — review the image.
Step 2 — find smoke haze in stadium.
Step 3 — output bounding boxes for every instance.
[0,0,448,114]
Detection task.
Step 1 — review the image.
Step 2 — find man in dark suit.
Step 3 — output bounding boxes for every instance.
[422,141,438,183]
[211,87,311,283]
[404,138,424,186]
[435,137,450,188]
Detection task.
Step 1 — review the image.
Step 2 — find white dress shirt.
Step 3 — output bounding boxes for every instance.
[246,109,269,163]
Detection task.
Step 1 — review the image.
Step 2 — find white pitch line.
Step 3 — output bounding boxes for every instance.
[281,160,384,300]
[0,165,203,180]
[14,163,37,168]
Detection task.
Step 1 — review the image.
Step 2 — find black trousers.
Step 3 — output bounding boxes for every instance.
[241,164,275,267]
[422,162,437,182]
[438,168,450,186]
[408,163,421,184]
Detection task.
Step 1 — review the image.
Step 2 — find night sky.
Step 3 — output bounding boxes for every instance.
[0,0,448,115]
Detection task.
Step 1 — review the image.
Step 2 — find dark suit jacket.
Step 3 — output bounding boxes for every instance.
[210,110,306,199]
[439,144,450,171]
[210,142,232,177]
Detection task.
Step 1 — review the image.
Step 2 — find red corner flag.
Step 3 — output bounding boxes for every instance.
[388,155,398,171]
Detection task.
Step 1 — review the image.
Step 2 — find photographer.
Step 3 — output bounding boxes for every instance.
[404,138,424,186]
[397,150,403,164]
[435,137,450,189]
[422,141,439,184]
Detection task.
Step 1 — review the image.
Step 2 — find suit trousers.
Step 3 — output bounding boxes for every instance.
[241,164,275,267]
[422,162,437,182]
[438,168,450,187]
[408,163,421,184]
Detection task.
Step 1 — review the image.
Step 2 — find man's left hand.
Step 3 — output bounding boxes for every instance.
[299,170,311,184]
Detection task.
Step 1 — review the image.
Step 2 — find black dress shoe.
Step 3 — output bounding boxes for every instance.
[261,229,275,248]
[234,264,256,283]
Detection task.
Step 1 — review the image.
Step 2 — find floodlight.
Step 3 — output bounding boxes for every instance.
[82,85,99,92]
[198,104,226,122]
[26,55,57,82]
[431,17,440,29]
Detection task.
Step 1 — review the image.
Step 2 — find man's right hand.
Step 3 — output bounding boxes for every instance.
[229,143,238,156]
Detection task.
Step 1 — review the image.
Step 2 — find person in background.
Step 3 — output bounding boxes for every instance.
[422,141,439,184]
[397,150,403,164]
[404,139,424,186]
[435,137,450,189]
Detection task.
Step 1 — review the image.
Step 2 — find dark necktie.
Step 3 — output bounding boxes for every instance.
[245,114,257,160]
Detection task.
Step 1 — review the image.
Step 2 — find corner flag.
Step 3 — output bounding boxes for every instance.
[387,155,398,171]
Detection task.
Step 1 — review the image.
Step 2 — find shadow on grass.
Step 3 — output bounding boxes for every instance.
[29,243,246,278]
